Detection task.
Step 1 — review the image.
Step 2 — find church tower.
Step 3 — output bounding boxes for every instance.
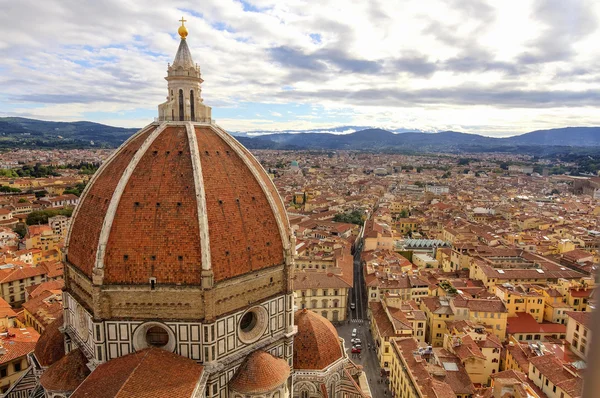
[158,18,212,122]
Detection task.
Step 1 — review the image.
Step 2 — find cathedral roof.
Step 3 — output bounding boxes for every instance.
[228,350,290,394]
[294,309,343,370]
[70,348,203,398]
[39,348,90,393]
[66,124,290,285]
[33,313,65,367]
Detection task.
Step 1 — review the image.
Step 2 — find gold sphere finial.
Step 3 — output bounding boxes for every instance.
[178,16,188,39]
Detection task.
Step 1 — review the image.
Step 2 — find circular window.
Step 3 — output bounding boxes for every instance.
[133,322,176,352]
[145,326,169,347]
[240,312,257,333]
[238,306,268,344]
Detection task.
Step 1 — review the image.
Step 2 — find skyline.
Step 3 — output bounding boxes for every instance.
[1,0,600,136]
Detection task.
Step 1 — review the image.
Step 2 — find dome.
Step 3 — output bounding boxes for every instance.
[40,348,90,393]
[229,350,290,394]
[294,309,343,370]
[34,313,65,367]
[66,124,290,285]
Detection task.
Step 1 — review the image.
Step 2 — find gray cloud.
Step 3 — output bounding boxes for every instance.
[269,46,382,74]
[519,0,598,63]
[278,85,600,108]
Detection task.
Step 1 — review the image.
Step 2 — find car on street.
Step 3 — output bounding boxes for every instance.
[351,347,361,353]
[350,303,356,310]
[351,328,357,337]
[353,344,362,350]
[351,338,361,345]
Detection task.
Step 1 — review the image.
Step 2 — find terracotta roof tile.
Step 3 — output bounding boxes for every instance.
[67,124,288,285]
[34,313,65,367]
[229,350,290,394]
[294,309,343,370]
[71,348,203,398]
[67,126,154,278]
[0,327,40,365]
[40,348,90,392]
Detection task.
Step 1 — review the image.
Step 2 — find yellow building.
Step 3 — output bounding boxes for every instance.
[363,220,395,251]
[390,338,455,398]
[24,225,63,252]
[0,264,48,307]
[420,296,454,347]
[528,354,583,398]
[530,286,572,324]
[369,301,412,369]
[294,284,350,323]
[495,285,545,322]
[382,296,427,343]
[395,218,419,235]
[437,248,453,272]
[293,244,354,322]
[565,311,591,360]
[443,320,502,386]
[421,296,508,346]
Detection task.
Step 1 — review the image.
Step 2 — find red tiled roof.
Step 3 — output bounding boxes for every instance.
[565,311,591,327]
[294,309,343,370]
[71,348,203,398]
[0,327,40,365]
[67,125,289,285]
[507,312,566,335]
[229,350,290,394]
[569,288,592,298]
[34,314,65,367]
[0,264,48,283]
[40,348,90,392]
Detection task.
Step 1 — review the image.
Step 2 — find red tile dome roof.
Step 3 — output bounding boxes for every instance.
[66,124,290,285]
[70,348,203,398]
[34,313,65,367]
[294,309,343,370]
[229,350,290,394]
[40,348,90,392]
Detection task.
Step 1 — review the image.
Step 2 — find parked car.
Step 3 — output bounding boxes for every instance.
[351,347,361,353]
[351,338,361,345]
[351,328,357,337]
[353,344,362,350]
[350,303,356,310]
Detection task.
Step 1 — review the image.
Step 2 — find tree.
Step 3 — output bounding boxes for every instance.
[35,190,48,198]
[0,169,18,178]
[0,185,21,193]
[399,209,408,218]
[14,223,27,238]
[26,208,73,225]
[441,171,451,179]
[458,158,470,166]
[333,210,364,225]
[18,198,28,203]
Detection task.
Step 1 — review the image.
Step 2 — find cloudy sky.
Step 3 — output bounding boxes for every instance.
[1,0,599,136]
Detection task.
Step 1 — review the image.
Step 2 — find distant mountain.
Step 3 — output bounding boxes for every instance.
[231,125,428,137]
[0,117,137,148]
[0,117,598,152]
[503,127,600,146]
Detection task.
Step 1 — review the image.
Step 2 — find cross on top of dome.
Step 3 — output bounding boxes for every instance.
[178,16,188,39]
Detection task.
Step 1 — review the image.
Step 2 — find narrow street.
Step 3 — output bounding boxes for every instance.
[336,230,392,397]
